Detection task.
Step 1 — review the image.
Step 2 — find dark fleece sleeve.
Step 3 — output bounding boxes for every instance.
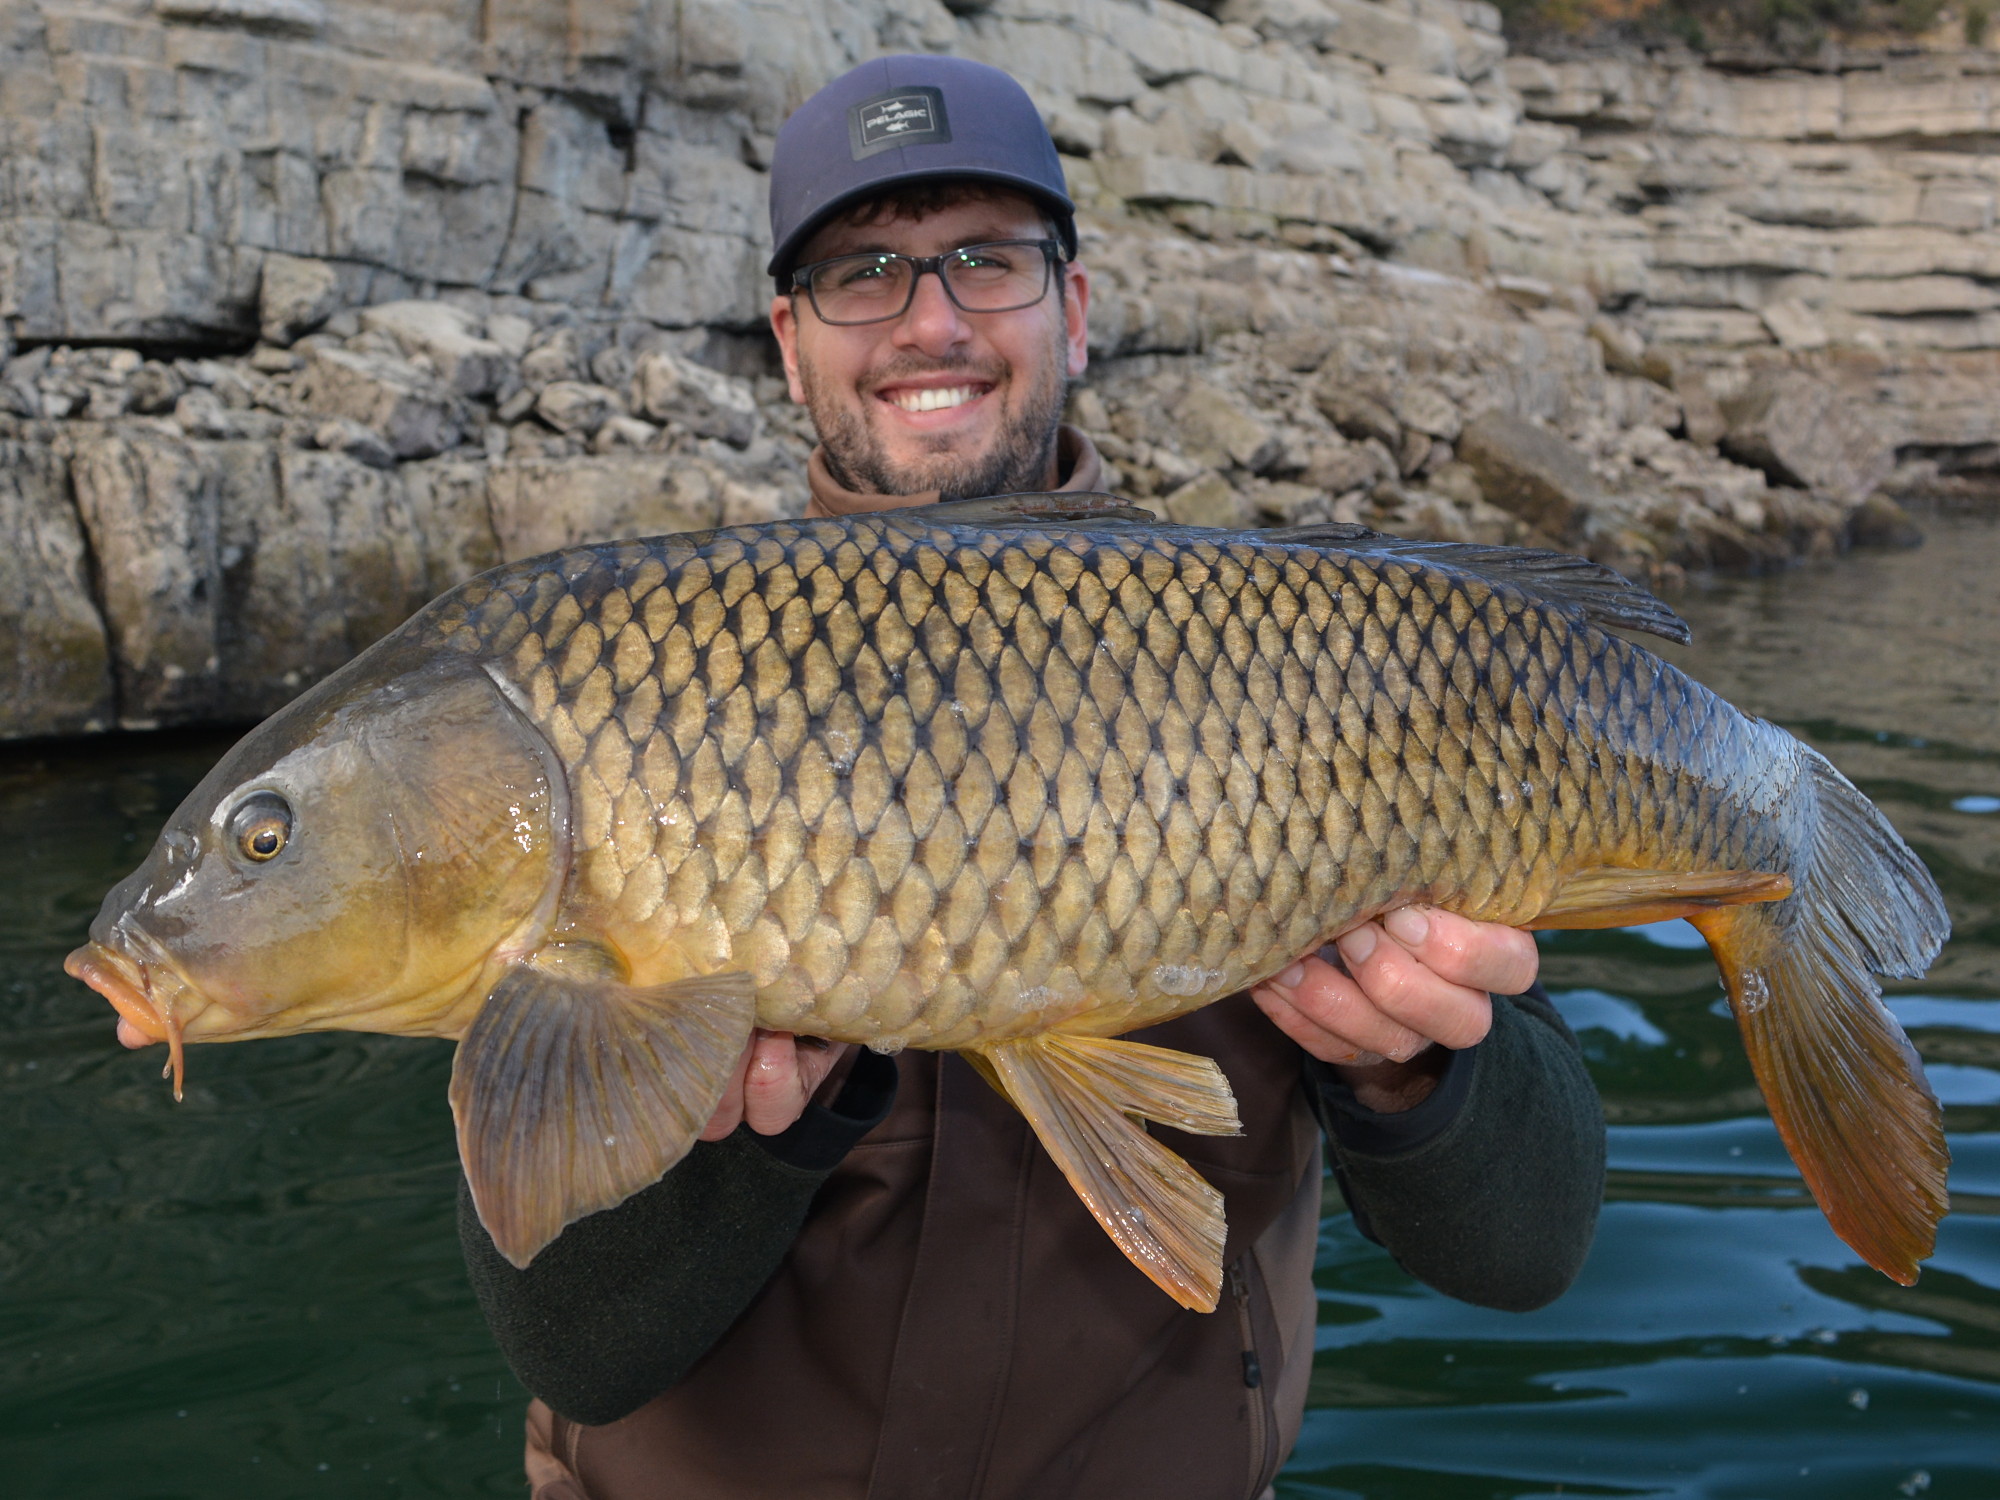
[1309,985,1605,1312]
[459,1049,897,1425]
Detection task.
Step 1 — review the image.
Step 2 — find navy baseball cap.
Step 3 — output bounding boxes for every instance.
[767,55,1077,285]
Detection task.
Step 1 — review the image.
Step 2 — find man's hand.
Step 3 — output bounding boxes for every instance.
[700,1030,853,1140]
[1251,907,1539,1114]
[696,909,1534,1135]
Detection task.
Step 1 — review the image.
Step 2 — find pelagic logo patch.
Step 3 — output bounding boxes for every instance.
[850,87,950,159]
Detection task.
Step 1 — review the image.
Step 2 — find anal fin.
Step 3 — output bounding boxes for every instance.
[976,1034,1242,1313]
[450,959,757,1268]
[1529,865,1792,930]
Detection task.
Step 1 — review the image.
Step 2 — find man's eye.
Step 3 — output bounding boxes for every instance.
[835,260,895,288]
[955,248,1014,272]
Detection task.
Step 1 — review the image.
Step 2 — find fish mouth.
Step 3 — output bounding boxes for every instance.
[64,939,189,1102]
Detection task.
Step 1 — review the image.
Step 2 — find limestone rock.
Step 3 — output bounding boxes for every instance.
[1846,493,1924,549]
[1719,373,1898,506]
[314,417,397,470]
[1666,365,1727,451]
[1163,470,1255,528]
[487,455,727,561]
[1759,299,1830,351]
[631,349,759,448]
[1587,317,1651,380]
[1318,0,1459,75]
[68,428,220,727]
[214,447,435,717]
[1245,479,1325,524]
[259,255,345,347]
[156,0,326,36]
[129,362,187,417]
[0,441,114,738]
[296,346,462,460]
[1454,410,1604,539]
[1218,0,1346,53]
[1171,378,1280,472]
[173,388,285,442]
[402,457,503,596]
[720,478,795,526]
[592,415,662,452]
[1392,383,1462,442]
[1300,437,1383,496]
[359,302,511,398]
[1313,379,1402,450]
[520,330,585,391]
[536,381,623,437]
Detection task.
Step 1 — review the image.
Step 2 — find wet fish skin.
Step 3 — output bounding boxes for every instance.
[429,514,1759,1046]
[68,497,1950,1310]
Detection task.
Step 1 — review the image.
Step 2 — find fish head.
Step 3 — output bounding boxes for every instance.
[66,648,569,1089]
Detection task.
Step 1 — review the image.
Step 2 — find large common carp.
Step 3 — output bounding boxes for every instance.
[66,494,1950,1310]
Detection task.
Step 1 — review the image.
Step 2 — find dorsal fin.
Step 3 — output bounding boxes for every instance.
[919,491,1159,527]
[1263,522,1692,645]
[900,495,1690,645]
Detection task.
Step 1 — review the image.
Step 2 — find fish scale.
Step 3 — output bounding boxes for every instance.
[70,497,1949,1309]
[422,514,1773,1052]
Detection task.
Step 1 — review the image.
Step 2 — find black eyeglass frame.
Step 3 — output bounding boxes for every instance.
[789,238,1068,326]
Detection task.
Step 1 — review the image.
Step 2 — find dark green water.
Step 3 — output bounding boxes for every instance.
[2,520,1995,1497]
[1290,516,2000,1500]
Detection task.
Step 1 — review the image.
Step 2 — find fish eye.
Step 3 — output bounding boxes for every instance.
[229,792,294,863]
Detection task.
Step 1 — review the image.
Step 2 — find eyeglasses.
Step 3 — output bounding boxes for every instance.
[791,239,1064,326]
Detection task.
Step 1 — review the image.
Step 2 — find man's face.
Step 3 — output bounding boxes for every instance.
[770,191,1090,500]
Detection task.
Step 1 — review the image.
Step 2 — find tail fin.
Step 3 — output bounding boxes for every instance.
[1691,749,1951,1285]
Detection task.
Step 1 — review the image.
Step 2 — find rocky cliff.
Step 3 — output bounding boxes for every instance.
[1,0,1992,739]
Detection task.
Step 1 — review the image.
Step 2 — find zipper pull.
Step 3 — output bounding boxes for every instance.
[1226,1262,1262,1387]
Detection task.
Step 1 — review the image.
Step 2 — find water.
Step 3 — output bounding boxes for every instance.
[0,738,524,1493]
[0,520,1995,1497]
[1288,516,2000,1500]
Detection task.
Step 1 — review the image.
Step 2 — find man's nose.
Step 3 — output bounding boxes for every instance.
[892,267,972,353]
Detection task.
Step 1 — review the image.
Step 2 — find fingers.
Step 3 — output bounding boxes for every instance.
[698,1039,754,1141]
[1252,955,1430,1066]
[741,1032,850,1134]
[1329,917,1495,1052]
[699,1031,852,1140]
[1251,906,1529,1067]
[1377,906,1540,998]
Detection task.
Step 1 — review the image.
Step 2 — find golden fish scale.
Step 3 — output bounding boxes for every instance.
[419,516,1796,1050]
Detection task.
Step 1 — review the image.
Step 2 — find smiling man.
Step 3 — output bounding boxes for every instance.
[774,187,1088,510]
[460,55,1606,1500]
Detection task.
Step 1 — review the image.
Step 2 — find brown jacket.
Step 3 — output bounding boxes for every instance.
[529,999,1320,1500]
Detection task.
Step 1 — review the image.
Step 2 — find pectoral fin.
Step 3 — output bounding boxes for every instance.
[1529,866,1792,930]
[450,962,757,1268]
[975,1034,1242,1313]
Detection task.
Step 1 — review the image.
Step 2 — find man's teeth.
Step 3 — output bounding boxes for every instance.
[889,385,979,413]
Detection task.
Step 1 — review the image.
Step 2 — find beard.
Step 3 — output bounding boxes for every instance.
[802,338,1070,502]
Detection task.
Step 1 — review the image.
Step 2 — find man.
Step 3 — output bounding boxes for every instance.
[461,55,1605,1500]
